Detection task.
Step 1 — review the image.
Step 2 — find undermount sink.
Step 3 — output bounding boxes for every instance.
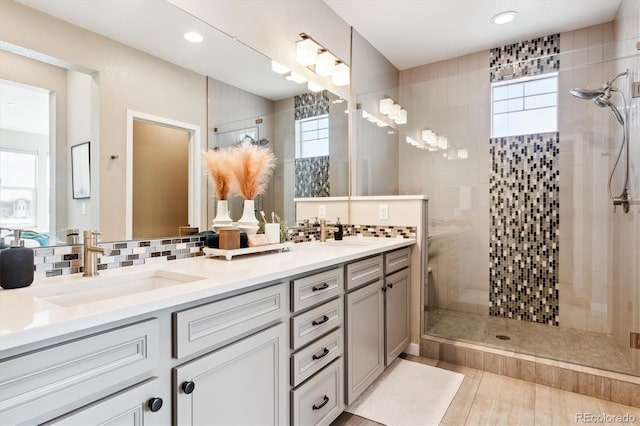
[23,269,205,307]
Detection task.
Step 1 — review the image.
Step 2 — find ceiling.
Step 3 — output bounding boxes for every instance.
[16,0,308,101]
[0,81,49,135]
[324,0,622,70]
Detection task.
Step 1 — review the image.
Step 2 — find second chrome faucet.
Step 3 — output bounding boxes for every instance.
[83,230,110,277]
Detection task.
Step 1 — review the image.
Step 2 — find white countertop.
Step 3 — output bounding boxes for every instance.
[0,237,414,352]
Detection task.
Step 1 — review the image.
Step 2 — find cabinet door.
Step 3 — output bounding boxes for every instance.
[345,280,384,405]
[44,378,166,425]
[174,323,287,426]
[385,268,410,366]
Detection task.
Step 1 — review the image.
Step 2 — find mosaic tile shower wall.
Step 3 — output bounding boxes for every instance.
[489,132,560,325]
[489,34,560,83]
[295,156,330,197]
[294,90,330,120]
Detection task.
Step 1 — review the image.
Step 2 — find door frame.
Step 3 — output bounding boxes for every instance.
[125,110,201,240]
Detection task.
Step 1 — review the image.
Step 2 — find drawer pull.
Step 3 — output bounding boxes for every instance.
[312,347,330,360]
[312,315,329,326]
[312,282,330,292]
[312,395,330,410]
[182,381,196,394]
[148,397,163,412]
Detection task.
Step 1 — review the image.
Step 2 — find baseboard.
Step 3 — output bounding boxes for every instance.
[404,342,420,356]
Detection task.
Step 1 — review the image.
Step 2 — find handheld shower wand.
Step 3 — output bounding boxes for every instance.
[570,70,630,213]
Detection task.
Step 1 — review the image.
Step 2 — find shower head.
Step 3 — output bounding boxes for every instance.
[570,88,605,100]
[594,95,624,125]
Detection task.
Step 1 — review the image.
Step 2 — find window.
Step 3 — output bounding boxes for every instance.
[0,149,37,227]
[491,73,558,138]
[295,114,329,159]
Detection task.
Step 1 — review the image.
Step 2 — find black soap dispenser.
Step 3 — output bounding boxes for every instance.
[334,217,343,241]
[0,230,34,289]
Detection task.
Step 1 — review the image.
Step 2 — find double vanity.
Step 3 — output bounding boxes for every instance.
[0,237,413,425]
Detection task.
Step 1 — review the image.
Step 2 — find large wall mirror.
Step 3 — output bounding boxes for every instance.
[0,0,349,246]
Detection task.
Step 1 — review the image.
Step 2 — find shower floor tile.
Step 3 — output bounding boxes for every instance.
[424,309,637,376]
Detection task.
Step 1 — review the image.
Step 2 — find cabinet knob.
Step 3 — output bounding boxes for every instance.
[382,287,387,292]
[388,283,394,289]
[148,397,163,412]
[182,381,196,394]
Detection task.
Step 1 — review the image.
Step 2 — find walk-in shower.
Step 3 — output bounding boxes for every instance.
[570,70,631,213]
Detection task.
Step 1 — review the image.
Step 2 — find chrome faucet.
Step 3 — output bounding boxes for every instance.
[319,219,339,242]
[83,230,107,277]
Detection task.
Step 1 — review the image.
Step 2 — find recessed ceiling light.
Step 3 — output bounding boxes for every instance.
[491,11,518,25]
[184,32,203,43]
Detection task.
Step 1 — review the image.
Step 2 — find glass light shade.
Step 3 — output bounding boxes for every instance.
[437,136,449,150]
[296,38,318,66]
[331,62,350,86]
[428,145,438,152]
[390,104,402,120]
[396,109,407,124]
[308,81,323,92]
[315,51,336,76]
[285,72,306,84]
[458,149,469,159]
[271,60,290,74]
[376,120,387,127]
[379,98,394,115]
[421,130,431,142]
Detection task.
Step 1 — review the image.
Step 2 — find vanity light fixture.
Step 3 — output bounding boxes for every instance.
[307,81,324,92]
[379,98,408,125]
[285,72,307,84]
[295,33,350,88]
[491,11,518,25]
[437,135,449,150]
[184,32,203,43]
[332,62,350,86]
[458,149,469,159]
[271,60,290,74]
[315,50,336,76]
[296,37,319,67]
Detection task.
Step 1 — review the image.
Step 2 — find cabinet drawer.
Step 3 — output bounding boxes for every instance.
[0,319,159,425]
[291,358,344,426]
[346,255,383,291]
[291,298,342,350]
[44,378,166,425]
[385,247,410,275]
[292,267,343,313]
[291,328,343,387]
[174,283,286,359]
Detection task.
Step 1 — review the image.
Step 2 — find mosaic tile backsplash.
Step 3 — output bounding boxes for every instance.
[489,34,560,82]
[30,224,416,279]
[489,132,560,325]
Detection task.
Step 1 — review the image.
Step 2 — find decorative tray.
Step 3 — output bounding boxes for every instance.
[203,242,293,260]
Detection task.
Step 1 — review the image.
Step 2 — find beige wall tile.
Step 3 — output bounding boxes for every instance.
[557,368,579,393]
[519,360,536,382]
[419,339,440,360]
[484,353,506,375]
[610,380,639,407]
[536,364,559,388]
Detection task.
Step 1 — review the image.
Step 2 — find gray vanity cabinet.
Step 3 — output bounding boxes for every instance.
[345,279,385,405]
[174,323,288,425]
[384,267,410,365]
[345,248,412,405]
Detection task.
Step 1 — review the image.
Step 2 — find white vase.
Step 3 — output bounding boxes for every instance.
[212,200,234,231]
[237,199,259,235]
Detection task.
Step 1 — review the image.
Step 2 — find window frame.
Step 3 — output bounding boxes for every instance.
[490,72,559,138]
[295,113,330,159]
[0,148,38,228]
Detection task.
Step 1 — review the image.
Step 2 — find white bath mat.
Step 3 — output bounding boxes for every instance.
[346,358,464,426]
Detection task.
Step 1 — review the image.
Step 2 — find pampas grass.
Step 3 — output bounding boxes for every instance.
[228,144,276,200]
[203,149,233,200]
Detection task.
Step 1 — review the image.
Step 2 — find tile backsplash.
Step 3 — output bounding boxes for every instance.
[31,224,416,279]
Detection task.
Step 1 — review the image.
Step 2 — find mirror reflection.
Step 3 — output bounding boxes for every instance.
[0,0,349,245]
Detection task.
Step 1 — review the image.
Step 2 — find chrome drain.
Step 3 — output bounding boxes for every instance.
[495,335,511,340]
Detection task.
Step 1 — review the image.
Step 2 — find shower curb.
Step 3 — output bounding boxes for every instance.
[420,335,640,408]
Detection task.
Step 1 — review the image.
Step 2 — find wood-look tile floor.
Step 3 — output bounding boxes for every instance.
[332,355,640,426]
